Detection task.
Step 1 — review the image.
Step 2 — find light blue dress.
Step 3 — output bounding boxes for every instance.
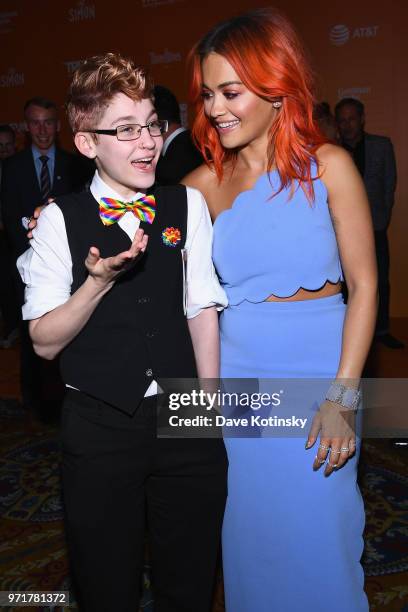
[213,168,368,612]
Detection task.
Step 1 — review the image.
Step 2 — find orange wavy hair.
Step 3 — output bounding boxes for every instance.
[189,8,328,198]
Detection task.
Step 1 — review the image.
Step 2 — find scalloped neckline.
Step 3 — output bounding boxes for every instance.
[212,170,278,229]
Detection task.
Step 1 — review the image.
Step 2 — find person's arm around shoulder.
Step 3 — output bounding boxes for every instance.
[22,204,148,360]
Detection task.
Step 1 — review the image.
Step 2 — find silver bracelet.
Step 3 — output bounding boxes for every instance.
[325,382,361,411]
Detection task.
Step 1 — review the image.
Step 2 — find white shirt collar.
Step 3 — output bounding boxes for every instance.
[90,170,144,203]
[162,127,187,156]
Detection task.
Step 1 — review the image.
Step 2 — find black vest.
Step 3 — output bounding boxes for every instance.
[58,186,197,414]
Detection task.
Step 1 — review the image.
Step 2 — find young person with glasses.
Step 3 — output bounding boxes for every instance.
[18,52,227,612]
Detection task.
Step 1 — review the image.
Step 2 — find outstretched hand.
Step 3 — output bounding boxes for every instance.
[85,228,148,287]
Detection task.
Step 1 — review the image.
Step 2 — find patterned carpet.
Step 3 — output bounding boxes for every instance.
[360,440,408,611]
[0,399,407,611]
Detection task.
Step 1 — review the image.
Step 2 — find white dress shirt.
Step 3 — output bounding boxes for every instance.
[17,171,227,395]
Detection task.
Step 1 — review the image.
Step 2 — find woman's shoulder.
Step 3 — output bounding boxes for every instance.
[181,163,222,217]
[181,163,218,194]
[314,143,363,195]
[315,142,354,173]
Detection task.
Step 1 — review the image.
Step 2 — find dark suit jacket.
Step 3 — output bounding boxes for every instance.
[363,133,397,231]
[1,147,94,257]
[155,130,203,186]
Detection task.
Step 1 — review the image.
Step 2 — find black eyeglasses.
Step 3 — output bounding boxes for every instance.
[83,120,168,141]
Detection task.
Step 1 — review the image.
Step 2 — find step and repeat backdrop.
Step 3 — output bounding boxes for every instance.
[1,0,407,314]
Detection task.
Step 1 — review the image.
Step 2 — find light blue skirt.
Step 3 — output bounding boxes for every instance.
[220,295,368,612]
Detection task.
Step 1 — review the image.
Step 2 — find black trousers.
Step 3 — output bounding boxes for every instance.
[0,231,19,337]
[61,390,228,612]
[20,320,42,408]
[15,267,64,416]
[13,269,42,412]
[374,230,390,335]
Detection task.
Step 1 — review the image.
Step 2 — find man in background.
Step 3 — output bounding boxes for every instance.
[335,97,403,349]
[1,97,94,419]
[0,124,19,348]
[1,97,93,257]
[0,124,16,165]
[314,102,339,142]
[154,85,203,185]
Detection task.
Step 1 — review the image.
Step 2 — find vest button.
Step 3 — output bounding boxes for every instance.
[138,297,150,304]
[145,368,153,377]
[146,330,156,338]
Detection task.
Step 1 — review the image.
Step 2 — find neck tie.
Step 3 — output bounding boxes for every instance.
[99,195,156,226]
[39,155,51,204]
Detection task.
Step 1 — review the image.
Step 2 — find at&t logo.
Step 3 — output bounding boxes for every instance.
[330,24,379,46]
[330,24,350,46]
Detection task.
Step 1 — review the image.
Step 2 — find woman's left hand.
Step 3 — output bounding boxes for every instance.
[306,400,356,476]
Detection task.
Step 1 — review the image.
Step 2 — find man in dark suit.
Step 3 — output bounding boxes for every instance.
[1,97,93,257]
[0,123,16,164]
[1,97,94,418]
[0,125,19,348]
[335,97,403,349]
[154,85,203,185]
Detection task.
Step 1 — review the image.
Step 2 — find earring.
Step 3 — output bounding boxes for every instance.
[272,100,282,109]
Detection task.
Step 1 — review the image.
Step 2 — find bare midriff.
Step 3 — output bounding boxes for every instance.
[265,281,342,302]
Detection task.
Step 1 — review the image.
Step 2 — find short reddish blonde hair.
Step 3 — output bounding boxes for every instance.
[66,53,153,133]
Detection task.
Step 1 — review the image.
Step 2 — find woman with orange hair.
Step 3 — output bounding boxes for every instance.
[183,8,376,611]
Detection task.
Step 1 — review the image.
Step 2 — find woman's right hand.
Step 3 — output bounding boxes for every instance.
[27,198,54,239]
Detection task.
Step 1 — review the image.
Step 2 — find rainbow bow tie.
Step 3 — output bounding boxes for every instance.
[99,195,156,226]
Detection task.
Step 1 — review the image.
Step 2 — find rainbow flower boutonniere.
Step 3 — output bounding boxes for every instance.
[161,227,181,247]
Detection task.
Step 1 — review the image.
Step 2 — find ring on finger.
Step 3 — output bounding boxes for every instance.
[314,456,326,464]
[318,443,330,451]
[328,463,338,468]
[341,446,350,452]
[331,450,342,454]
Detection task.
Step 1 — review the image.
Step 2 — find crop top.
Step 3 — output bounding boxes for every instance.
[212,166,343,305]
